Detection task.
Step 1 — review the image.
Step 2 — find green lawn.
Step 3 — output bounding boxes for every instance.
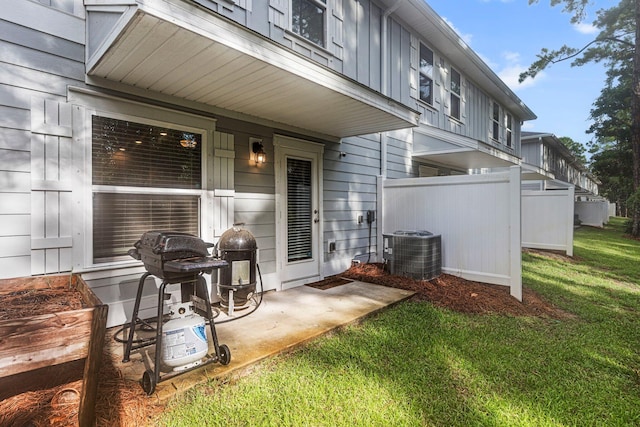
[159,218,640,426]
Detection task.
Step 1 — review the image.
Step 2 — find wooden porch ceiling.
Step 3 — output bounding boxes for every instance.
[86,2,420,139]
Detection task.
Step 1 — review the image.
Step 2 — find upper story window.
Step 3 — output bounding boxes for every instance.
[292,0,326,48]
[92,115,202,263]
[490,102,514,149]
[505,113,513,148]
[491,102,500,141]
[450,67,461,120]
[419,44,434,105]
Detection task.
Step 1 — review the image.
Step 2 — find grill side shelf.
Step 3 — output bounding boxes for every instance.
[163,258,229,273]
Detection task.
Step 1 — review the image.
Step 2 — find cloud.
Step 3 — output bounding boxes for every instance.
[496,51,544,90]
[573,22,598,35]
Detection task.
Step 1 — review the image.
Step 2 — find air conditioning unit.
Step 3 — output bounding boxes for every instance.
[383,230,442,281]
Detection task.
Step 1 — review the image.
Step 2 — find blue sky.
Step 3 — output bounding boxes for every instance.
[426,0,613,150]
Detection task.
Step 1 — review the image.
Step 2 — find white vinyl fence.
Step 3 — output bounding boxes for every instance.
[575,200,610,227]
[522,188,575,256]
[379,166,522,300]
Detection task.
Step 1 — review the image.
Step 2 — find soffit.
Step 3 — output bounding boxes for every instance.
[412,126,521,170]
[413,145,521,170]
[86,2,420,139]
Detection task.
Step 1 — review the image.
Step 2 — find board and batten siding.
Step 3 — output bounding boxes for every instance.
[0,1,85,278]
[191,0,395,104]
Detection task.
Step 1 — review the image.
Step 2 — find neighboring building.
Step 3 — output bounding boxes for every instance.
[521,132,599,196]
[0,0,535,326]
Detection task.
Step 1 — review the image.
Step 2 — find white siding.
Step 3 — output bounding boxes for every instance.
[0,3,84,278]
[323,134,382,275]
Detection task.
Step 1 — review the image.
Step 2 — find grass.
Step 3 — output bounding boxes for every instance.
[159,218,640,426]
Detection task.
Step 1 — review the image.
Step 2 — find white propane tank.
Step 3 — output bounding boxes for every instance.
[161,303,208,371]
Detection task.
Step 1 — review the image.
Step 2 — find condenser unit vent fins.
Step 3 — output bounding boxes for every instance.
[382,231,442,281]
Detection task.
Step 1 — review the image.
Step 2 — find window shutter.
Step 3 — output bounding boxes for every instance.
[30,98,73,275]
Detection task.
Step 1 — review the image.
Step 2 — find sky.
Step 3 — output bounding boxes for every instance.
[425,0,615,152]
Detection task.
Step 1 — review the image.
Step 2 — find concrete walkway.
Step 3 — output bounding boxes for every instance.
[107,280,414,400]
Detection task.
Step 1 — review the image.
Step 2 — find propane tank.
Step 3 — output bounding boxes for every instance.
[161,303,208,371]
[217,223,257,309]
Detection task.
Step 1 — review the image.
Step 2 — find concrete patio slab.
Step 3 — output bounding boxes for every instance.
[106,280,414,400]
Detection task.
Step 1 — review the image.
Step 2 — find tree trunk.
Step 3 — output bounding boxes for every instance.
[632,0,640,235]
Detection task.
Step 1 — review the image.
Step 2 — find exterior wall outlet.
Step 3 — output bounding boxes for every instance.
[357,214,364,224]
[328,240,336,253]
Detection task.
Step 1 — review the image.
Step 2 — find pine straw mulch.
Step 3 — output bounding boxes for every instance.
[0,348,163,427]
[341,262,573,319]
[0,288,163,427]
[1,256,572,426]
[0,288,85,320]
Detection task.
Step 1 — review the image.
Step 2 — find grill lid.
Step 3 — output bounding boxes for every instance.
[217,224,257,252]
[134,231,212,256]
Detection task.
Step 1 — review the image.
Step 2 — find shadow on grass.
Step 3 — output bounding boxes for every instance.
[160,218,640,426]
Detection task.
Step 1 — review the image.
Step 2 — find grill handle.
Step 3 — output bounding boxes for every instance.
[128,248,141,260]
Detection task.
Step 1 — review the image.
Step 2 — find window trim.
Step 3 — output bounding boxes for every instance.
[418,43,434,106]
[505,112,513,148]
[489,100,514,149]
[491,101,501,142]
[449,67,462,121]
[290,0,328,49]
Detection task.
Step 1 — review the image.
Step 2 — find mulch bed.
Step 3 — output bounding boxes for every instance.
[0,289,162,427]
[1,256,570,425]
[0,288,85,320]
[341,262,571,319]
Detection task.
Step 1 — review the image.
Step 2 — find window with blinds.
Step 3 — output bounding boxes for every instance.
[93,194,200,262]
[287,158,312,262]
[91,116,202,263]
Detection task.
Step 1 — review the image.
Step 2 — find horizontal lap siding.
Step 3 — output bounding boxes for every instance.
[386,128,415,179]
[0,7,84,278]
[323,135,381,275]
[231,125,277,282]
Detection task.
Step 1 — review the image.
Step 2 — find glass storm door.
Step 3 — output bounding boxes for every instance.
[275,136,323,289]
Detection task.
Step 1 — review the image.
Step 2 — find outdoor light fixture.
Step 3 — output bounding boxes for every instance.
[251,138,266,165]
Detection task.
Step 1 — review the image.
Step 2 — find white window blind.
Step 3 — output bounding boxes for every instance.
[91,116,202,262]
[287,157,312,262]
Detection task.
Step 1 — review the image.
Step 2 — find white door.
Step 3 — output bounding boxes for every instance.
[274,135,324,289]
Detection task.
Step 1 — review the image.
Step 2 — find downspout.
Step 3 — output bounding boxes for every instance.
[378,1,403,263]
[380,0,403,178]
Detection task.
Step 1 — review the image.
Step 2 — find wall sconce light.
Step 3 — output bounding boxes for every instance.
[250,138,266,165]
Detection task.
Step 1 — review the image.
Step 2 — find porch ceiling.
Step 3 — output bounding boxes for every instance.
[521,163,555,181]
[86,2,420,139]
[413,145,521,171]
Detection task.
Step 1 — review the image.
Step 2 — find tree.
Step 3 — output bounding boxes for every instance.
[558,136,587,164]
[520,0,640,235]
[587,55,633,216]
